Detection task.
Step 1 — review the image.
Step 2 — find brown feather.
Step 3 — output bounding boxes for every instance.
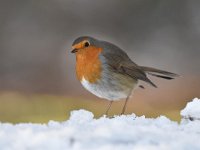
[139,66,179,77]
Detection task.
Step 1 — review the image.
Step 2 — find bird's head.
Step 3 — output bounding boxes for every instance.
[71,36,99,53]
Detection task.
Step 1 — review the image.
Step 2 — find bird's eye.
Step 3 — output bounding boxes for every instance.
[84,41,90,47]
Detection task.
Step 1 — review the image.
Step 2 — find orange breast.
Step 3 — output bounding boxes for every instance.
[75,46,103,83]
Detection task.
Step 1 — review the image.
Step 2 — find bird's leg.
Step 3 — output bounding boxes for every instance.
[105,101,113,116]
[121,93,132,115]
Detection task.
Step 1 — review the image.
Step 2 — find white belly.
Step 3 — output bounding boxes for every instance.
[81,75,137,101]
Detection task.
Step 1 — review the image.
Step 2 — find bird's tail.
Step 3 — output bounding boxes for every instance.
[140,66,179,80]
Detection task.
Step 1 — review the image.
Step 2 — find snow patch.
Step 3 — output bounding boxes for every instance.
[69,109,94,123]
[0,98,200,150]
[181,97,200,121]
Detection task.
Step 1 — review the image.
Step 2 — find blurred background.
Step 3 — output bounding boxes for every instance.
[0,0,200,123]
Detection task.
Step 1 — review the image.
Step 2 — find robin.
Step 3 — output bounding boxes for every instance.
[71,36,178,115]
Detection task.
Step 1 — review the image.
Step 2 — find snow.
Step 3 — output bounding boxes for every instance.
[181,97,200,121]
[0,98,200,150]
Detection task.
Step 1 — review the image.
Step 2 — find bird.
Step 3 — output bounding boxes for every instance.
[71,36,178,115]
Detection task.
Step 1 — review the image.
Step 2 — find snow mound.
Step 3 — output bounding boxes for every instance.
[0,98,200,150]
[181,98,200,121]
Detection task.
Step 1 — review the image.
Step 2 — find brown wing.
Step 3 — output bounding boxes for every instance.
[119,62,157,88]
[101,47,157,88]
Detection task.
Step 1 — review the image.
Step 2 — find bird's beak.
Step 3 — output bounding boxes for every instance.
[71,48,78,53]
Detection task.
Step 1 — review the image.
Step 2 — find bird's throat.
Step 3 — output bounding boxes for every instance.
[75,46,102,83]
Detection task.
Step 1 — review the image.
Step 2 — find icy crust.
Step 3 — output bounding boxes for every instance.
[181,98,200,120]
[0,98,200,150]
